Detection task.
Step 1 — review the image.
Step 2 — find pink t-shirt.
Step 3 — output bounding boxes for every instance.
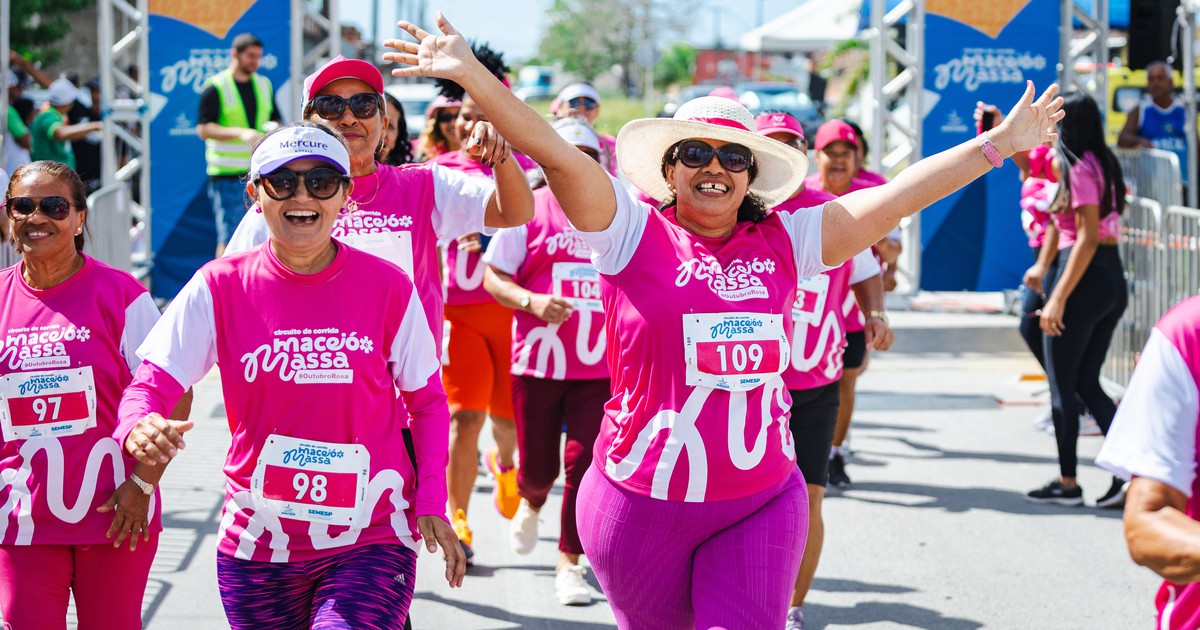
[1020,146,1056,249]
[485,187,608,381]
[803,173,876,197]
[581,177,829,503]
[599,133,619,177]
[1053,152,1122,249]
[856,168,889,186]
[0,256,161,545]
[121,243,445,563]
[433,149,539,307]
[803,173,886,332]
[224,161,496,349]
[1096,296,1200,630]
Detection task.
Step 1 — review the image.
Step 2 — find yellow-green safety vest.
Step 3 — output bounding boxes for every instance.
[204,69,273,176]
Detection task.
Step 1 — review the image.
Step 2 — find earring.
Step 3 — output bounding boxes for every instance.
[75,228,82,235]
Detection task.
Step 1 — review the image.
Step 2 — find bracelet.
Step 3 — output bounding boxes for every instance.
[867,310,889,324]
[129,473,154,496]
[979,132,1004,168]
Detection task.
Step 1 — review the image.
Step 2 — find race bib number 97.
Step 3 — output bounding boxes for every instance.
[252,435,370,527]
[0,367,97,441]
[683,313,788,392]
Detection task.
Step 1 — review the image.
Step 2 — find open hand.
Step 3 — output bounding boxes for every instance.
[97,479,151,550]
[417,514,466,588]
[124,413,193,466]
[383,13,477,84]
[995,82,1065,157]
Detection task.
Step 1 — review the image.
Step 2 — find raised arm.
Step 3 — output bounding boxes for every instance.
[822,82,1064,266]
[384,14,616,232]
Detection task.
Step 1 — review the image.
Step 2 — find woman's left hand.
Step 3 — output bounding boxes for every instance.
[383,13,476,84]
[417,514,466,588]
[1040,296,1066,337]
[864,316,894,351]
[97,479,151,551]
[456,233,482,253]
[996,82,1065,157]
[464,121,513,169]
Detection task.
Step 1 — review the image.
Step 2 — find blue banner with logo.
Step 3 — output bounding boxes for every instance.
[919,0,1060,291]
[148,0,291,299]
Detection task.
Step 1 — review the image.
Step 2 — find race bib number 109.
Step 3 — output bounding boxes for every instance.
[683,313,788,392]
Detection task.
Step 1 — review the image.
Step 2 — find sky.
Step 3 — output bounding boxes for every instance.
[341,0,801,62]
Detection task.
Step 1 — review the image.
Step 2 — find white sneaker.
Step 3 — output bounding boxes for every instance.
[1080,413,1102,436]
[1032,408,1054,431]
[510,499,539,555]
[555,563,592,606]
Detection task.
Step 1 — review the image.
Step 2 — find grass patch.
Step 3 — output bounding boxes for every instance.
[529,93,664,137]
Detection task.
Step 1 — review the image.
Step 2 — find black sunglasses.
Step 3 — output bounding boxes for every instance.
[436,112,457,124]
[566,96,598,110]
[7,196,74,220]
[308,93,382,121]
[255,167,349,201]
[673,140,754,173]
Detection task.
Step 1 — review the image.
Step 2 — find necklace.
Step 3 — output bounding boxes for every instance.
[345,163,382,214]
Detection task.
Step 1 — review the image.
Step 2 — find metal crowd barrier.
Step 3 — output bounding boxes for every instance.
[86,183,134,273]
[1105,196,1200,386]
[1115,148,1183,208]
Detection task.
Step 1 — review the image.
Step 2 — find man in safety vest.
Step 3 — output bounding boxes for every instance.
[197,32,280,256]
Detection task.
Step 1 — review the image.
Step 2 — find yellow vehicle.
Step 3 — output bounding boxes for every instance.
[1106,66,1200,145]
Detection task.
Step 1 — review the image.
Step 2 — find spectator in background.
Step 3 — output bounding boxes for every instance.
[196,33,280,257]
[378,92,415,166]
[7,51,54,89]
[30,79,102,169]
[68,77,104,192]
[1119,61,1187,189]
[4,70,32,174]
[551,83,618,176]
[417,95,461,161]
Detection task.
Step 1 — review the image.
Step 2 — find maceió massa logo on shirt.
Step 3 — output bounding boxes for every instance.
[543,230,592,258]
[241,328,374,384]
[675,254,777,302]
[331,212,414,238]
[2,323,92,370]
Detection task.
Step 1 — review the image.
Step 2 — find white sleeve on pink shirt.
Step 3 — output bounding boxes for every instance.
[1096,328,1200,496]
[387,288,441,391]
[481,225,528,276]
[136,274,219,390]
[224,208,269,255]
[573,174,650,275]
[775,203,834,279]
[121,292,162,374]
[848,249,882,284]
[430,164,497,241]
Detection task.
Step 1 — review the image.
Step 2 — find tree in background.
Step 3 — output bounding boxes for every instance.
[654,42,695,90]
[10,0,95,66]
[536,0,687,97]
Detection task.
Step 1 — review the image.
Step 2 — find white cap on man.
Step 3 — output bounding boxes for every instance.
[46,79,78,107]
[552,118,601,153]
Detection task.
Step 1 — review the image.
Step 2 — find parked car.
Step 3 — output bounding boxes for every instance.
[514,66,555,102]
[735,82,823,140]
[384,82,440,139]
[659,84,732,117]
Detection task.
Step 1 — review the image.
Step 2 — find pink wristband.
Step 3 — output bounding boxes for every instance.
[979,132,1004,168]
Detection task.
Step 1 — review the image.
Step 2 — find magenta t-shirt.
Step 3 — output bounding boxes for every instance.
[485,187,608,381]
[0,256,161,545]
[581,177,829,503]
[223,161,496,350]
[803,173,885,332]
[124,244,444,562]
[1053,152,1122,249]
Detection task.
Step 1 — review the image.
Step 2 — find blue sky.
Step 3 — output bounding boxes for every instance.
[343,0,800,62]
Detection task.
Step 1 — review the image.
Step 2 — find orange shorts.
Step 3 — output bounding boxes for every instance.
[442,301,515,419]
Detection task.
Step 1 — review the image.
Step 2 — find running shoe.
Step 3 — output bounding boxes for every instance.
[828,453,851,489]
[1096,476,1129,509]
[487,447,521,519]
[1032,408,1053,432]
[555,563,592,606]
[1025,479,1084,506]
[1079,413,1102,436]
[452,508,475,566]
[511,499,540,555]
[786,606,807,630]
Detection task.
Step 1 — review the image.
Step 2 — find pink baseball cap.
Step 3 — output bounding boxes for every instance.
[304,55,385,103]
[813,120,861,152]
[755,112,804,141]
[425,95,462,118]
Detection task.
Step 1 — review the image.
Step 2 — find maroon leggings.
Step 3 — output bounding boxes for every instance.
[510,375,609,555]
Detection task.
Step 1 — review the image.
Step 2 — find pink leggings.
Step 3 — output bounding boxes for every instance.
[0,537,158,630]
[577,465,808,630]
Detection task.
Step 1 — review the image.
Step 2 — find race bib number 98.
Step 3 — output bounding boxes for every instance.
[683,313,788,392]
[252,435,370,527]
[0,367,97,441]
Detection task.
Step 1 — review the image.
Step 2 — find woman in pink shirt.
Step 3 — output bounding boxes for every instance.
[386,15,1063,627]
[482,118,611,607]
[116,124,465,629]
[0,161,191,629]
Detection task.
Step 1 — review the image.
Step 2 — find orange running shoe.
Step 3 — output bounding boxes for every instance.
[486,447,521,519]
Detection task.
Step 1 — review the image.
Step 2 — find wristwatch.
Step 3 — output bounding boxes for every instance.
[867,310,889,325]
[518,293,532,311]
[129,473,154,496]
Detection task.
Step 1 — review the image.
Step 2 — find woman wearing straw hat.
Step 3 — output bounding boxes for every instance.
[385,14,1063,627]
